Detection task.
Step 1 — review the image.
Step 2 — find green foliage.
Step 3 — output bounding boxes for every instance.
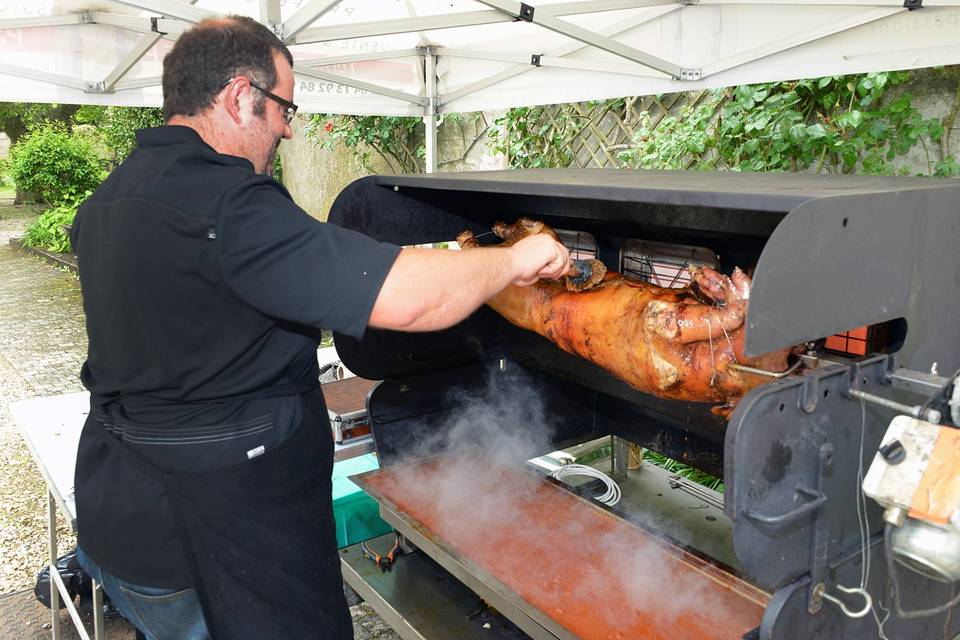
[21,190,89,253]
[617,72,955,176]
[306,114,423,173]
[9,122,104,205]
[76,106,165,164]
[641,449,725,493]
[0,102,79,146]
[488,105,587,169]
[622,98,721,171]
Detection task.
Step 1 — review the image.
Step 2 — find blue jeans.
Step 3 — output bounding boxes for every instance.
[76,547,210,640]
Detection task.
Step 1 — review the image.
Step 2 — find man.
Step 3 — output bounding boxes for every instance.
[69,16,570,640]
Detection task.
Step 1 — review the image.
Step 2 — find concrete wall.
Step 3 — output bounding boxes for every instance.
[278,118,376,222]
[889,67,960,175]
[280,113,505,221]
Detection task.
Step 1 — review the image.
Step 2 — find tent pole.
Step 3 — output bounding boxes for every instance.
[260,0,281,32]
[423,47,438,174]
[281,0,342,43]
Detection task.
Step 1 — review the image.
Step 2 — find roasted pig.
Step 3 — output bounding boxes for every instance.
[459,219,796,414]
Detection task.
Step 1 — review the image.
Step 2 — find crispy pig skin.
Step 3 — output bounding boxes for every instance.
[459,219,794,412]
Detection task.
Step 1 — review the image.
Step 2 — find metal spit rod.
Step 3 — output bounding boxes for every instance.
[728,359,803,379]
[847,388,942,424]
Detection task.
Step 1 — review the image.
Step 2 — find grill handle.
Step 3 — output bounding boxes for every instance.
[743,484,826,529]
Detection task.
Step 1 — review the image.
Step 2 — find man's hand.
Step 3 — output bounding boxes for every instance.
[508,233,572,286]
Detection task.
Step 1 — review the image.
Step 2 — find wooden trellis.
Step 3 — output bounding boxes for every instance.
[522,91,728,169]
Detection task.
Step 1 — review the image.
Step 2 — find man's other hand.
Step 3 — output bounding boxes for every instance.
[508,234,572,286]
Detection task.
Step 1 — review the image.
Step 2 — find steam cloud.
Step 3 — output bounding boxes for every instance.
[363,363,757,639]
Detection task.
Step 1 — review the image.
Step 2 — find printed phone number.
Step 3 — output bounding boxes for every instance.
[299,81,368,95]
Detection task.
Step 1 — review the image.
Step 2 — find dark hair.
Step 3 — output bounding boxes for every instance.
[162,16,294,121]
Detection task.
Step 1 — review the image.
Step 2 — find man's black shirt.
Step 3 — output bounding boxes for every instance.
[70,125,400,587]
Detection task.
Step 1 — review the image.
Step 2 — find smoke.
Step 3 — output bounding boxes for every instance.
[362,364,761,639]
[429,363,555,464]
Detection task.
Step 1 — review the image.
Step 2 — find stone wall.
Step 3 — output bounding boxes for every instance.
[889,67,960,175]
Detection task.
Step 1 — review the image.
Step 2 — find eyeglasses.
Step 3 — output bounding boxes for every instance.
[222,77,298,124]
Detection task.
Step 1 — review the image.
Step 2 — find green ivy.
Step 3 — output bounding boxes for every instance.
[488,105,587,169]
[306,114,424,173]
[618,71,957,176]
[488,71,958,177]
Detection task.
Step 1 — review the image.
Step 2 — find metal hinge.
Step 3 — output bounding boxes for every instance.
[517,3,534,22]
[417,45,438,56]
[679,68,702,81]
[531,54,542,67]
[84,81,107,94]
[903,0,922,8]
[268,21,284,39]
[76,10,94,24]
[678,0,700,4]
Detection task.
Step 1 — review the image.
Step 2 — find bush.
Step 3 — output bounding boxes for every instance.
[9,122,104,205]
[76,106,164,164]
[21,191,89,252]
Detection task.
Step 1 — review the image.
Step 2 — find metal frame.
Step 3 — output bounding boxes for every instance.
[45,492,106,640]
[2,0,960,190]
[281,0,343,42]
[356,482,570,640]
[440,6,679,107]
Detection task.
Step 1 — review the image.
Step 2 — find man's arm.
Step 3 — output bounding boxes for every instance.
[369,233,570,332]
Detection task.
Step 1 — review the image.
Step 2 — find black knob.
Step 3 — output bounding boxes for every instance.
[879,439,907,465]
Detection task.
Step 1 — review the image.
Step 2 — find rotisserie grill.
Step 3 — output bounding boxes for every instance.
[329,169,960,640]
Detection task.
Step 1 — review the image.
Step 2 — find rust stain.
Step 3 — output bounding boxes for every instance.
[909,428,960,526]
[364,455,767,640]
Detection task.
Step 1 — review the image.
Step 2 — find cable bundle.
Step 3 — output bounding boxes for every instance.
[551,464,622,507]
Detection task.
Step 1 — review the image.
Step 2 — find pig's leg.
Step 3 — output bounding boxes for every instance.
[643,267,749,344]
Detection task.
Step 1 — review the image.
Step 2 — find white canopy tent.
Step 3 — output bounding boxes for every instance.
[2,0,960,170]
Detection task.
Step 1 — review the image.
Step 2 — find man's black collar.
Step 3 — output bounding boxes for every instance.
[135,125,252,169]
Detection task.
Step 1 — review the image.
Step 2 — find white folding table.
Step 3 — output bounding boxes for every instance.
[11,391,105,640]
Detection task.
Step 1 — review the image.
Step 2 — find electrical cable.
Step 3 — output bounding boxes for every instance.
[551,463,621,507]
[825,396,892,634]
[857,397,892,638]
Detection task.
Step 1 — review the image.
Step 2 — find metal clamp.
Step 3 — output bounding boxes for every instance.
[744,484,826,528]
[818,584,873,618]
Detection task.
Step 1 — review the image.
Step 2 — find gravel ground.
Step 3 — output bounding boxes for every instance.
[0,203,77,597]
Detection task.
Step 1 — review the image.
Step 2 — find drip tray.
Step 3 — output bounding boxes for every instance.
[352,452,768,640]
[340,534,529,640]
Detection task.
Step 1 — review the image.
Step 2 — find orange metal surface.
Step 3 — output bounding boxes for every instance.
[909,427,960,526]
[362,455,768,640]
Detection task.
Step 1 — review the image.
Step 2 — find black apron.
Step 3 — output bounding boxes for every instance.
[81,389,353,640]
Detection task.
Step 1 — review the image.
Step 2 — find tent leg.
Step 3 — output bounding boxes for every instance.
[423,47,438,174]
[423,114,437,174]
